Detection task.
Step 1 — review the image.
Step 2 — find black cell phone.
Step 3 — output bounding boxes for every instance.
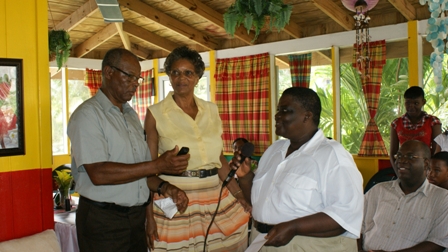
[177,147,189,156]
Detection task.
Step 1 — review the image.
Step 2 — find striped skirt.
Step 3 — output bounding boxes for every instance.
[153,174,250,252]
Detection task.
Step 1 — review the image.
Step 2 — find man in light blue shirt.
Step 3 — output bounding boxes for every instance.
[68,48,189,252]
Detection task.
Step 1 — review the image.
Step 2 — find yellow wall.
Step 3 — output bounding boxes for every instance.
[353,156,391,188]
[0,0,51,171]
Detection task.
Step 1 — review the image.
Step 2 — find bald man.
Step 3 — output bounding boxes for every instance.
[359,140,448,252]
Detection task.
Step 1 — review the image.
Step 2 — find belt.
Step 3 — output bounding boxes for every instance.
[253,220,275,233]
[180,168,219,178]
[80,196,150,213]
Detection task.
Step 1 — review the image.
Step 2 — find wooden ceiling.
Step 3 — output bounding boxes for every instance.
[47,0,430,61]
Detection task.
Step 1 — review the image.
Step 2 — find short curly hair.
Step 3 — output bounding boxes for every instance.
[164,46,205,78]
[282,87,322,126]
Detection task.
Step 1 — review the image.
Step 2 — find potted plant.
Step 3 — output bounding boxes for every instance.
[223,0,292,41]
[53,170,73,210]
[49,30,72,70]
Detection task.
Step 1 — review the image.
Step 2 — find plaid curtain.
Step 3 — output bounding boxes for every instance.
[354,40,388,156]
[84,68,102,96]
[132,69,154,124]
[288,53,312,88]
[215,53,271,155]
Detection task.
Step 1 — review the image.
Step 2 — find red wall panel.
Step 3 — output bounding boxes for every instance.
[0,168,54,241]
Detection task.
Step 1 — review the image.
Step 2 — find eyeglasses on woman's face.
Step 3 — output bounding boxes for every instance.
[110,65,144,84]
[169,69,196,78]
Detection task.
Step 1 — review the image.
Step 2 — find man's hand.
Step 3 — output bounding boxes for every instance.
[163,183,189,213]
[156,146,189,175]
[264,221,296,247]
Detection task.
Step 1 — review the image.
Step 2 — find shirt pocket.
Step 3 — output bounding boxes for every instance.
[274,173,318,213]
[400,211,431,243]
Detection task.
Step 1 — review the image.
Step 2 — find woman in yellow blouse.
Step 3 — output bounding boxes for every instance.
[144,46,250,251]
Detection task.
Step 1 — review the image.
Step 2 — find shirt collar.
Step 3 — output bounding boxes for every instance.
[94,89,133,114]
[162,91,204,113]
[280,129,324,158]
[392,179,429,197]
[402,111,428,122]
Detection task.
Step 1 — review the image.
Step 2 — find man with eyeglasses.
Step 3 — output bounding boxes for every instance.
[68,48,190,252]
[358,140,448,252]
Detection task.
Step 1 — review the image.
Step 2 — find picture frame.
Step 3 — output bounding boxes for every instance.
[0,58,24,156]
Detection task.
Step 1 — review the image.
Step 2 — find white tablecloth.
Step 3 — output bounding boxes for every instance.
[54,197,79,252]
[55,221,78,252]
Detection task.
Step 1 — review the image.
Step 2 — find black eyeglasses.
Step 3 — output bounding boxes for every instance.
[110,66,144,84]
[393,153,424,161]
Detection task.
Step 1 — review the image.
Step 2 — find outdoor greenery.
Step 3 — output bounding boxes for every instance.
[277,56,448,154]
[223,0,292,41]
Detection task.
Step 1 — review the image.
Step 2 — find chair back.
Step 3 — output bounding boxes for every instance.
[364,167,397,193]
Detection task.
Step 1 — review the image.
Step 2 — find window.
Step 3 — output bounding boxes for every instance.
[50,68,90,155]
[158,71,211,102]
[277,65,334,139]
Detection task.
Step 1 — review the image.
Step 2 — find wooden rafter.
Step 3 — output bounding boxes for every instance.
[172,0,255,45]
[388,0,416,21]
[117,0,219,50]
[55,0,99,31]
[283,21,301,39]
[275,55,290,69]
[123,22,179,53]
[115,23,131,50]
[316,50,331,62]
[129,43,152,59]
[74,24,118,58]
[312,0,354,31]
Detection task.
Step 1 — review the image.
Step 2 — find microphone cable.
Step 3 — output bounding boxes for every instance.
[203,184,225,252]
[202,142,255,252]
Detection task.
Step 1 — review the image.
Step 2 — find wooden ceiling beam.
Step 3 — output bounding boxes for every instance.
[275,55,290,69]
[316,50,331,62]
[123,22,179,53]
[55,0,99,31]
[118,0,219,50]
[130,43,152,60]
[312,0,354,31]
[387,0,416,21]
[115,23,132,50]
[172,0,255,44]
[283,21,301,38]
[73,24,118,58]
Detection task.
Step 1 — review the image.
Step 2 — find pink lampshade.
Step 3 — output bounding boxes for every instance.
[341,0,379,12]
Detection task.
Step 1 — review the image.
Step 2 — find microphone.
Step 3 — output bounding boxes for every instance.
[223,142,255,186]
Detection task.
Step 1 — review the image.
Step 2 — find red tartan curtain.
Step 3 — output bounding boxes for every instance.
[132,69,153,124]
[354,40,388,156]
[288,53,312,88]
[215,53,270,155]
[84,68,102,96]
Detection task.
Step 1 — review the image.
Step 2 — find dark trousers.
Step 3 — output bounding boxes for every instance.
[76,197,147,252]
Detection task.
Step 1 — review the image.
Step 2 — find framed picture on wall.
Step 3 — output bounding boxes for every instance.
[0,58,24,156]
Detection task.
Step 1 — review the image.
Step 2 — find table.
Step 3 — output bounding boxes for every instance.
[53,197,150,252]
[54,197,79,252]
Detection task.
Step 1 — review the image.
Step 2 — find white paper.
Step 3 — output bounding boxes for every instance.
[154,197,178,219]
[245,233,268,252]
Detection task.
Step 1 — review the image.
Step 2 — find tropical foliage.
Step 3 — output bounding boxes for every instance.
[49,30,72,70]
[224,0,292,41]
[277,56,448,154]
